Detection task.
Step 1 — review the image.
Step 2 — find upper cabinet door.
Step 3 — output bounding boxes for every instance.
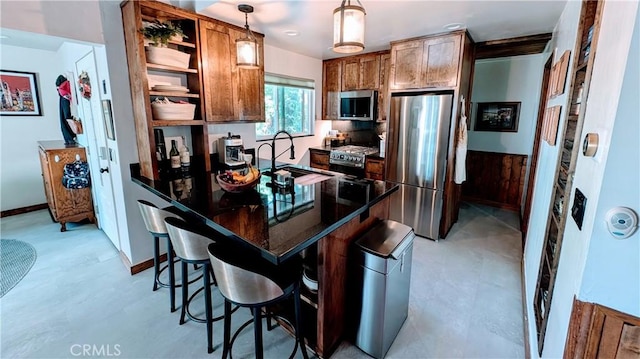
[323,59,342,120]
[342,58,360,91]
[229,28,265,123]
[389,40,424,90]
[200,20,235,122]
[422,34,461,88]
[342,54,380,91]
[200,21,265,123]
[360,54,381,90]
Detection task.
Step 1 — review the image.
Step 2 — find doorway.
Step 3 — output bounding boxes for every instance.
[521,54,553,237]
[75,50,120,250]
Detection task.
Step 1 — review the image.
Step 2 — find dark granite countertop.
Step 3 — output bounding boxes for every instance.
[131,163,397,264]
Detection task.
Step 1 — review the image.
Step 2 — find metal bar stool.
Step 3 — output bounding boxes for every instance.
[165,216,227,354]
[207,243,310,359]
[137,199,186,312]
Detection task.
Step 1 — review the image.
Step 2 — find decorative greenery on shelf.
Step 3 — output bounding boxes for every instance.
[140,20,186,47]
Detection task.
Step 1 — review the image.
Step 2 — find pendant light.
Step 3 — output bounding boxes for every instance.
[333,0,366,53]
[236,4,259,68]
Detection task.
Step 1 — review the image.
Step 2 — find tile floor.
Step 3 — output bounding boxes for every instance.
[1,202,524,358]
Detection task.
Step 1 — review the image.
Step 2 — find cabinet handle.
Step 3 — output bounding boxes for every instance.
[100,167,109,173]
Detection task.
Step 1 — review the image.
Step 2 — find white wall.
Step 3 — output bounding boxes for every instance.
[522,0,582,354]
[542,2,638,356]
[469,54,545,155]
[0,1,103,45]
[0,45,62,211]
[579,7,639,315]
[523,1,639,357]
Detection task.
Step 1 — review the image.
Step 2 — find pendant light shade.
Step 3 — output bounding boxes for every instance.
[236,4,259,68]
[333,0,366,53]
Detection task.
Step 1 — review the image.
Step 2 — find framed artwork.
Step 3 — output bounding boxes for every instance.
[102,99,115,140]
[0,70,42,116]
[474,102,521,132]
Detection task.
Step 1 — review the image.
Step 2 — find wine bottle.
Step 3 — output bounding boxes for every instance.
[170,140,180,169]
[180,144,190,171]
[154,129,167,174]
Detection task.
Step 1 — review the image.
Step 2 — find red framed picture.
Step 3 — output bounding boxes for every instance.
[0,70,42,116]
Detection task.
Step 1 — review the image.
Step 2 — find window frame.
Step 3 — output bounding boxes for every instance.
[256,73,315,141]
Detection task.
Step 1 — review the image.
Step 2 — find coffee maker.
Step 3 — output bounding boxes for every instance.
[217,132,245,168]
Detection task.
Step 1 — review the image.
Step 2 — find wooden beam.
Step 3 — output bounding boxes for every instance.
[475,33,552,59]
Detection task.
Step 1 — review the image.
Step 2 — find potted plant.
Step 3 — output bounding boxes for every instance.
[141,21,191,68]
[141,20,186,46]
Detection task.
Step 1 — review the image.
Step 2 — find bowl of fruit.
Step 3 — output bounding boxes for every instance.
[217,166,261,193]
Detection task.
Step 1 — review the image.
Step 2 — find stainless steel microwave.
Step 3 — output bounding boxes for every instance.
[339,90,377,120]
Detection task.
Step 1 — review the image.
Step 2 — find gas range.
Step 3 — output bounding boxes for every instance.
[329,145,378,168]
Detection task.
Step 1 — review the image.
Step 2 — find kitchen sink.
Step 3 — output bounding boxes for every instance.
[262,166,332,178]
[262,166,334,186]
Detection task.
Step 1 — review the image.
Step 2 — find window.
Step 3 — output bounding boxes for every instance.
[256,74,314,140]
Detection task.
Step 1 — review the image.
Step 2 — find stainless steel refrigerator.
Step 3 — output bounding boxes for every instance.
[386,92,453,240]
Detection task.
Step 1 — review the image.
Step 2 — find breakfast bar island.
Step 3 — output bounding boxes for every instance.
[131,163,398,357]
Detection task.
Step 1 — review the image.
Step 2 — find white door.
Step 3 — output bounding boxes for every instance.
[75,51,120,250]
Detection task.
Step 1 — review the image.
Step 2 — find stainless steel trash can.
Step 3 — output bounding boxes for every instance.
[353,219,415,359]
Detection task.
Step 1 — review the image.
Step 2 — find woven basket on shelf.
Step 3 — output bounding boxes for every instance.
[151,102,196,121]
[145,46,190,69]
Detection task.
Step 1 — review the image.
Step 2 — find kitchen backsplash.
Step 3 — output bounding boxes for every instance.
[331,121,387,147]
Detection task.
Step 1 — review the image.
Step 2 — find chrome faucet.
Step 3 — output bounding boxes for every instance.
[256,130,295,175]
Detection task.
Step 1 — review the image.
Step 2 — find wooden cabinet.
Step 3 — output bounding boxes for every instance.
[322,50,389,121]
[38,141,95,232]
[322,59,342,120]
[342,53,380,91]
[309,149,330,170]
[390,31,462,90]
[565,298,640,359]
[365,157,384,180]
[122,0,265,180]
[389,40,423,89]
[122,0,209,180]
[533,1,602,354]
[200,20,265,123]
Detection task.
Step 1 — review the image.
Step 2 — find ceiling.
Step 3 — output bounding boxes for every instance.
[192,0,567,60]
[0,1,567,59]
[0,28,69,52]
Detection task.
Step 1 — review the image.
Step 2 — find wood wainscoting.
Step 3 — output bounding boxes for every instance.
[462,151,528,211]
[564,297,640,359]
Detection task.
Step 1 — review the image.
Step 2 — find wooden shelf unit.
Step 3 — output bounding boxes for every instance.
[533,0,603,354]
[122,0,209,180]
[122,0,266,180]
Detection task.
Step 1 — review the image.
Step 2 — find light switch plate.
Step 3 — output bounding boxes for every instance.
[571,188,587,230]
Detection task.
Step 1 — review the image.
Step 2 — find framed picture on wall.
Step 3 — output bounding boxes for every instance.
[0,70,42,116]
[474,102,521,132]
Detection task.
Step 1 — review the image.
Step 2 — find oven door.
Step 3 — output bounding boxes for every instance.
[329,163,365,178]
